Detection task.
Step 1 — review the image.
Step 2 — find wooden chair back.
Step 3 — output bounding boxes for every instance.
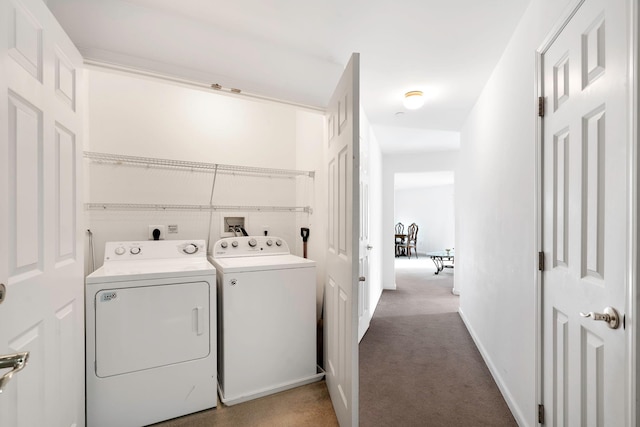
[395,222,404,235]
[407,223,418,243]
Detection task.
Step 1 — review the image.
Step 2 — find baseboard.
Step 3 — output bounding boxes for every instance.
[458,308,531,427]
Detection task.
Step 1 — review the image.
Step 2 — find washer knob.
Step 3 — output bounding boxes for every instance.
[114,246,126,256]
[220,241,228,249]
[231,241,239,248]
[248,238,257,247]
[183,243,198,254]
[275,239,282,247]
[266,239,273,246]
[130,247,141,255]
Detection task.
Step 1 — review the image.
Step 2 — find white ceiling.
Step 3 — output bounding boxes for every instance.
[374,126,460,153]
[46,0,531,153]
[395,171,454,190]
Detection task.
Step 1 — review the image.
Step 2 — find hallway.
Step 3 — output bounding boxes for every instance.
[359,259,516,426]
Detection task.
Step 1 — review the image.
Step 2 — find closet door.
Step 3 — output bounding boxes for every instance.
[540,0,630,424]
[325,53,360,427]
[0,0,85,425]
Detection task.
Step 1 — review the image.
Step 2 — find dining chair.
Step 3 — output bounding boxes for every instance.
[395,222,405,257]
[403,223,419,259]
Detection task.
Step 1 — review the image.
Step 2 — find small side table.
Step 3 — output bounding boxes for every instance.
[426,250,455,274]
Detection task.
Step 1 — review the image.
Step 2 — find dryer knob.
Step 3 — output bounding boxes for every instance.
[114,246,126,256]
[220,241,228,249]
[266,239,273,246]
[183,243,198,254]
[231,241,239,248]
[248,238,257,247]
[130,247,141,255]
[275,239,283,247]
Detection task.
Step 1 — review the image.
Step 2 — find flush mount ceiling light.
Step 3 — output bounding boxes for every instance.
[403,91,425,110]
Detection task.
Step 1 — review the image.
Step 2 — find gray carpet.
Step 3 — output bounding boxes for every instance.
[359,261,517,427]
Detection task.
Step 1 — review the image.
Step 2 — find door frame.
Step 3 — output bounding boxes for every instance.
[534,0,639,424]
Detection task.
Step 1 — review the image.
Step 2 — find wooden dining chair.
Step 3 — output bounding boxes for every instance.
[395,222,405,257]
[403,223,419,259]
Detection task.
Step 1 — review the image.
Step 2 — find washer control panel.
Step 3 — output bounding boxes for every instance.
[212,236,290,258]
[104,240,206,262]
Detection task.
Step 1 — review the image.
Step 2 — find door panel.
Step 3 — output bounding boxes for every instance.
[0,0,84,425]
[325,53,360,427]
[8,91,43,276]
[541,0,628,425]
[55,123,77,262]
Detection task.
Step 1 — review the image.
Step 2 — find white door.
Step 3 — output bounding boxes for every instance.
[0,0,85,426]
[358,131,371,342]
[541,0,629,425]
[325,53,360,427]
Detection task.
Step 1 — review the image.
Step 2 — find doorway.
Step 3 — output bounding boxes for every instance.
[393,171,455,289]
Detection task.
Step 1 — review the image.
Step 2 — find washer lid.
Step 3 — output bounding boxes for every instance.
[210,254,315,273]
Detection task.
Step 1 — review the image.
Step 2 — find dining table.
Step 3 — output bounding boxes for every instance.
[395,234,407,256]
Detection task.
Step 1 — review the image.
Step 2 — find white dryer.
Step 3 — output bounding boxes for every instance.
[85,240,216,427]
[210,236,323,406]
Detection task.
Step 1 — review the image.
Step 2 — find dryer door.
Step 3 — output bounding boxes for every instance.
[94,281,210,377]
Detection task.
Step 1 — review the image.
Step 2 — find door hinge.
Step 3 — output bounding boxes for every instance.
[538,404,545,424]
[538,251,545,271]
[538,96,545,117]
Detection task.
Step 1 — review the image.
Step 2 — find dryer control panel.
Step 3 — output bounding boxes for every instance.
[104,240,207,262]
[212,236,290,258]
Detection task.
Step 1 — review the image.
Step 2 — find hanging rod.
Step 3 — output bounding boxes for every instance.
[85,203,311,213]
[84,151,315,178]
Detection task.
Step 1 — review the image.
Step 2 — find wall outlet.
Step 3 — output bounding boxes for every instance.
[148,225,166,240]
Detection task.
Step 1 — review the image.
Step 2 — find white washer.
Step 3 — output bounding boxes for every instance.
[86,240,216,427]
[210,236,322,406]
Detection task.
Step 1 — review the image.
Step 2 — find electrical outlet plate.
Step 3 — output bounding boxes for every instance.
[148,225,166,240]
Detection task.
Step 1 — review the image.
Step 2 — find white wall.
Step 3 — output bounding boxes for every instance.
[295,109,327,318]
[361,110,385,318]
[84,67,325,287]
[368,132,384,317]
[395,184,455,254]
[456,0,572,425]
[382,150,458,289]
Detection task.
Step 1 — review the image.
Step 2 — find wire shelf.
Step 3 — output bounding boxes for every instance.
[85,203,311,213]
[84,151,315,178]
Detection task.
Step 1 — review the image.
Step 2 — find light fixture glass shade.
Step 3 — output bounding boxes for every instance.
[403,91,424,110]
